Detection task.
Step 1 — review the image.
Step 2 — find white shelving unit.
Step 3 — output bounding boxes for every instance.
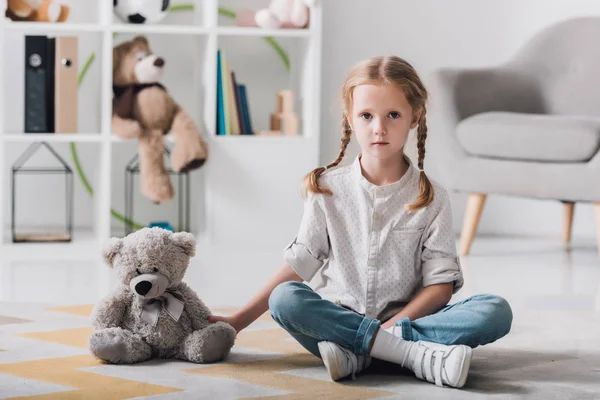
[0,0,322,263]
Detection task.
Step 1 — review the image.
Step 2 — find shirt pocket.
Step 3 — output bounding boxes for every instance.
[389,227,426,262]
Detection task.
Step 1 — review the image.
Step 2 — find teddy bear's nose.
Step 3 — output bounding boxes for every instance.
[154,58,165,67]
[135,281,152,296]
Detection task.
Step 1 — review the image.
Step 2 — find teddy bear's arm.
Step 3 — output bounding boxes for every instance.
[176,282,212,330]
[90,286,132,330]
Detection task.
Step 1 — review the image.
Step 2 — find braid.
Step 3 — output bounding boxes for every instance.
[416,113,427,171]
[302,114,352,197]
[406,110,434,211]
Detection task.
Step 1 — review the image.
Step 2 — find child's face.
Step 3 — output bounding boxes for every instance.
[349,83,418,162]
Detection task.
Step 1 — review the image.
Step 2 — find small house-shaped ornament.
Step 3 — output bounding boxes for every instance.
[11,142,73,243]
[124,146,190,236]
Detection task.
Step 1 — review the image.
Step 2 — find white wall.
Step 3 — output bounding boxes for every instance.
[319,0,600,240]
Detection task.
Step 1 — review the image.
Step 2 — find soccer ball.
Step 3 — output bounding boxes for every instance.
[114,0,171,24]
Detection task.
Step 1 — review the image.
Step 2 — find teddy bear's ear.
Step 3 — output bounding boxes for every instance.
[132,35,149,48]
[102,237,123,267]
[170,232,196,257]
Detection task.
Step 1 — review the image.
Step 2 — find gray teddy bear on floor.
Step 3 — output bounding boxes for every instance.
[88,227,236,364]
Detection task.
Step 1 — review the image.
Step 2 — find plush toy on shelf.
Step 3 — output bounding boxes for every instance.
[113,0,170,24]
[89,227,236,364]
[112,36,209,204]
[5,0,70,23]
[254,0,316,29]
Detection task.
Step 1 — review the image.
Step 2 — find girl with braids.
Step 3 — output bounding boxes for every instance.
[210,56,512,388]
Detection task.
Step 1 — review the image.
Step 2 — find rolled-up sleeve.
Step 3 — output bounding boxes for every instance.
[283,193,330,282]
[421,191,464,293]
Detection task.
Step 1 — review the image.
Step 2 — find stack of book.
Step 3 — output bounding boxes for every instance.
[216,49,253,135]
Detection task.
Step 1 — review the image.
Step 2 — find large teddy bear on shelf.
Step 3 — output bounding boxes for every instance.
[112,36,208,204]
[88,227,237,364]
[5,0,69,22]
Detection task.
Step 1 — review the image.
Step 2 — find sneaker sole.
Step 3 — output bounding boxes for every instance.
[453,346,473,389]
[318,341,346,381]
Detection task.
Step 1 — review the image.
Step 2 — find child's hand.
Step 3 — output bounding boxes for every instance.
[208,314,244,333]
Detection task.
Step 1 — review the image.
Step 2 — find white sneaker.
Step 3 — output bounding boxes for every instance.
[408,341,472,388]
[386,325,472,388]
[318,341,372,381]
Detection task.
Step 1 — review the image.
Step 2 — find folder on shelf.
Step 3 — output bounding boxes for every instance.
[24,35,79,134]
[25,35,54,133]
[53,36,78,134]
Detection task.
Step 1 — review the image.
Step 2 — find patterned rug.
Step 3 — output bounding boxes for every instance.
[0,302,599,399]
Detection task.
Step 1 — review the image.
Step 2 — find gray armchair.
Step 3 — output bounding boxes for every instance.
[428,17,600,256]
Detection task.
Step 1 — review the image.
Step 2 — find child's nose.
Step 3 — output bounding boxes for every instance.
[373,117,386,135]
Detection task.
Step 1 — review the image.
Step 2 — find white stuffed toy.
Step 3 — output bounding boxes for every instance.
[254,0,316,29]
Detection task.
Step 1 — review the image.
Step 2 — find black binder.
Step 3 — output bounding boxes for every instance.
[24,35,55,133]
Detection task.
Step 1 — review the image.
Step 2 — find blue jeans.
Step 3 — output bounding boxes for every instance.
[268,281,513,358]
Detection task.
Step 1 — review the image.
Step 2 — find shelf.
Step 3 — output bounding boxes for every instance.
[216,27,311,37]
[2,21,103,33]
[111,24,208,35]
[2,22,311,37]
[211,134,306,141]
[3,133,105,143]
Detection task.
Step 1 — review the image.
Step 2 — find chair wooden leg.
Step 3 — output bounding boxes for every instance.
[562,202,575,245]
[594,203,600,254]
[459,193,487,256]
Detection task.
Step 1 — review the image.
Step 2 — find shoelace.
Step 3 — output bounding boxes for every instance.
[414,346,445,387]
[344,348,360,380]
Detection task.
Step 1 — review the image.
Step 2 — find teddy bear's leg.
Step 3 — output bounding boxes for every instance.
[56,4,69,22]
[179,321,236,363]
[36,0,62,22]
[290,0,309,28]
[7,0,34,18]
[138,129,174,204]
[89,327,153,364]
[255,9,282,30]
[169,107,208,173]
[112,114,143,139]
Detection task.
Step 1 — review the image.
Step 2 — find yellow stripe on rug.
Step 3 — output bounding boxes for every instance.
[46,304,94,317]
[0,355,180,399]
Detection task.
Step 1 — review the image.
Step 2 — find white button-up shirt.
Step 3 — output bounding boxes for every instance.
[284,155,463,322]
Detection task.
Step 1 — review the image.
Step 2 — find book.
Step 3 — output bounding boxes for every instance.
[231,72,246,135]
[216,50,254,135]
[238,84,253,135]
[225,62,240,135]
[220,50,231,135]
[216,50,226,135]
